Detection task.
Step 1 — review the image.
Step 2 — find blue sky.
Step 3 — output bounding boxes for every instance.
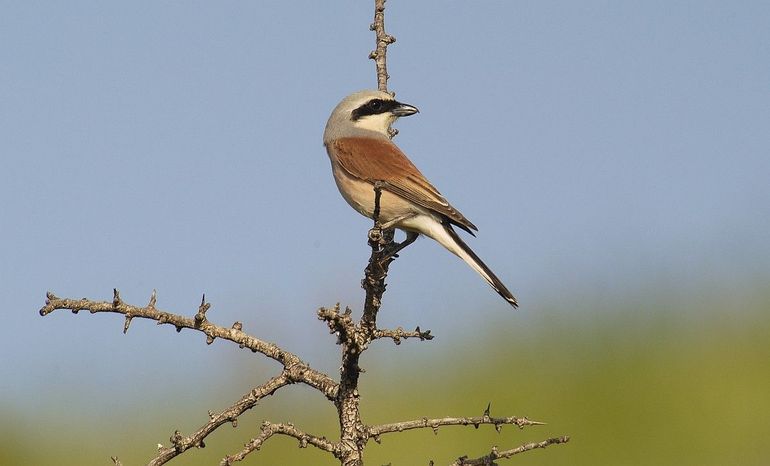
[2,0,769,440]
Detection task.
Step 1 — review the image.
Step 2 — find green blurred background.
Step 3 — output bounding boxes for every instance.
[3,1,769,465]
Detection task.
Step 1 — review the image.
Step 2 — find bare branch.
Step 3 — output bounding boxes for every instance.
[450,436,571,466]
[40,290,338,400]
[149,373,292,466]
[221,421,340,465]
[373,326,433,344]
[369,0,395,93]
[368,414,543,440]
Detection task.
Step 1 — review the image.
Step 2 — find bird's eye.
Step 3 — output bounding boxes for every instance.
[368,100,382,111]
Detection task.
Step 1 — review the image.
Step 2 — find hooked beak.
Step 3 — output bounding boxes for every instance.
[391,101,420,117]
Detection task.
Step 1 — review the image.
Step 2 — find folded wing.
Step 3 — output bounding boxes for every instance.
[330,137,478,235]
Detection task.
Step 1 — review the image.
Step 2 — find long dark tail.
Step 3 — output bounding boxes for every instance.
[440,223,519,308]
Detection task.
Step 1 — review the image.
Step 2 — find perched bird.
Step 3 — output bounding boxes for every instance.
[323,90,518,308]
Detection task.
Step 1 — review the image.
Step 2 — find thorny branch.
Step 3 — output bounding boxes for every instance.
[369,0,394,93]
[40,284,566,465]
[450,436,571,466]
[39,290,337,400]
[368,413,544,439]
[151,374,292,466]
[222,421,339,465]
[40,290,337,465]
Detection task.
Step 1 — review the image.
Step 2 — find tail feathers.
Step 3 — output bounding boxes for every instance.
[441,223,519,309]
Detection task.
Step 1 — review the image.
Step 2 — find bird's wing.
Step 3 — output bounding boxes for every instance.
[330,136,477,234]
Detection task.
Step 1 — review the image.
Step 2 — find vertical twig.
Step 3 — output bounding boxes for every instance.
[362,182,391,334]
[369,0,395,94]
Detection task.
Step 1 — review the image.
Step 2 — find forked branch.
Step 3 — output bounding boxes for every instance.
[39,290,338,465]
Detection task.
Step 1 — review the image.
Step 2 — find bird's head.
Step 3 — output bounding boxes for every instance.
[324,90,419,142]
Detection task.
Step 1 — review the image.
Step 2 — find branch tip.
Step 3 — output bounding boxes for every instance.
[170,430,183,450]
[39,292,57,316]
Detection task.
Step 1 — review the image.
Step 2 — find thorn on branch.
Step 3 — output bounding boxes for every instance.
[148,289,157,309]
[171,430,184,451]
[195,294,211,327]
[123,315,133,334]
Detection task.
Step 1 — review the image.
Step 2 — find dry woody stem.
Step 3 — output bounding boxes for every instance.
[369,0,395,93]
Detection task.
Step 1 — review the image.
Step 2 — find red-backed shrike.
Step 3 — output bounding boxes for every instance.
[323,90,518,308]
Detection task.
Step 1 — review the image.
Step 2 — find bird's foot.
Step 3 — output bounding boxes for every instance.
[378,231,418,264]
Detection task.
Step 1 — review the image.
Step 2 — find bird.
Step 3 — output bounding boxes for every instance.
[323,89,518,308]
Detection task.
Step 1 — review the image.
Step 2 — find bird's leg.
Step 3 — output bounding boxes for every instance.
[371,211,414,246]
[381,230,419,262]
[377,209,420,231]
[373,212,418,261]
[368,182,417,260]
